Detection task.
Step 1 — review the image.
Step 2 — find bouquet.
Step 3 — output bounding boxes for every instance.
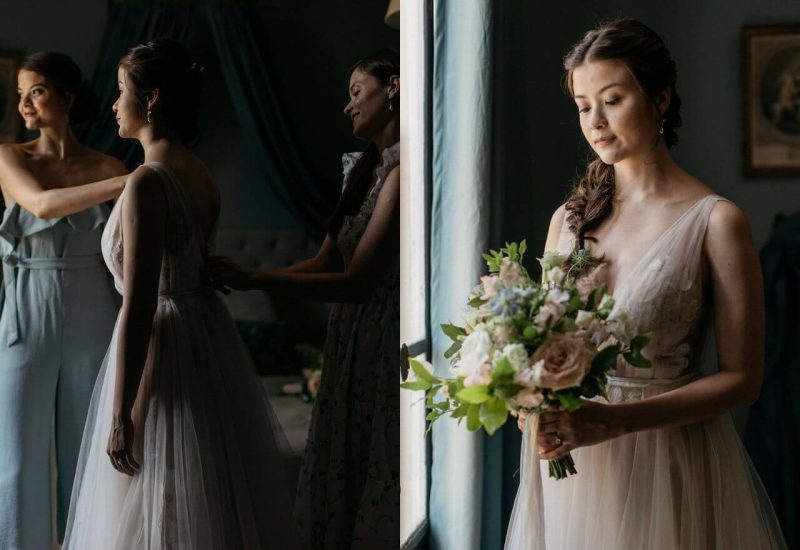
[401,241,652,479]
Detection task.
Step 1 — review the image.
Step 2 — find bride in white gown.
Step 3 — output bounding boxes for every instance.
[505,19,787,549]
[63,39,298,549]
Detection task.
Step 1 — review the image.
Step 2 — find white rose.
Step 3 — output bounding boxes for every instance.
[607,308,636,346]
[452,329,492,377]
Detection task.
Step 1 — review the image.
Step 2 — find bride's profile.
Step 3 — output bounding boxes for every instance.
[63,38,298,549]
[506,19,787,550]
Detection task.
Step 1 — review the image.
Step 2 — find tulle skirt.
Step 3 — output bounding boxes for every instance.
[505,376,788,550]
[63,289,299,550]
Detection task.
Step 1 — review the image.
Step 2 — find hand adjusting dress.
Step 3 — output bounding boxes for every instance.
[504,195,788,550]
[63,162,298,550]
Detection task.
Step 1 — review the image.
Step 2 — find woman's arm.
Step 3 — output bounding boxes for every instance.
[210,166,398,302]
[107,167,166,475]
[271,236,344,274]
[0,144,127,218]
[538,201,765,459]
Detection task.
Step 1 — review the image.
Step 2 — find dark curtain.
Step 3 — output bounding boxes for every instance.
[79,0,194,167]
[745,211,800,550]
[80,0,336,238]
[206,1,337,237]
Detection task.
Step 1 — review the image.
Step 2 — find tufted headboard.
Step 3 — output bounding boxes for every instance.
[214,228,331,363]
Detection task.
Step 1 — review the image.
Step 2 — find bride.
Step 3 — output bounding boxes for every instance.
[507,19,787,549]
[63,39,298,549]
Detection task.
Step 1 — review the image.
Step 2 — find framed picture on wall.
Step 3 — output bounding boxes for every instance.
[743,26,800,175]
[0,51,21,144]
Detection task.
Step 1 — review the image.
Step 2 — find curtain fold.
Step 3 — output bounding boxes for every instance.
[79,0,336,238]
[205,1,337,238]
[79,0,194,166]
[428,1,495,548]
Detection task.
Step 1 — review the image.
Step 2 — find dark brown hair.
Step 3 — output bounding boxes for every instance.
[21,52,98,124]
[562,19,682,271]
[327,49,399,238]
[119,38,203,145]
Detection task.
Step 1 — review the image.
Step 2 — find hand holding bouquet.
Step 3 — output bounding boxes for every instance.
[401,241,652,479]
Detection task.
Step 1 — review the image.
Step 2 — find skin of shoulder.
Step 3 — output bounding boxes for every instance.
[543,203,567,253]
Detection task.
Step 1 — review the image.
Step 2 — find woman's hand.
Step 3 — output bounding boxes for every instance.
[530,400,625,460]
[107,414,139,476]
[204,256,255,294]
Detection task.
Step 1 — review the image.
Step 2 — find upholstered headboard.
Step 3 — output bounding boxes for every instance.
[214,228,330,366]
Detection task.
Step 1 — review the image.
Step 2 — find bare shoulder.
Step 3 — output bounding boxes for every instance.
[125,165,166,203]
[0,142,27,162]
[379,165,399,199]
[707,199,750,241]
[703,199,755,265]
[550,203,567,227]
[544,203,568,253]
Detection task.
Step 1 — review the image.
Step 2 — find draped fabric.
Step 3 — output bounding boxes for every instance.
[428,1,499,548]
[745,211,800,550]
[79,0,194,167]
[205,1,338,237]
[80,0,336,237]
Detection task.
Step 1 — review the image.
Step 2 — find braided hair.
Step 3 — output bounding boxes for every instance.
[562,19,682,272]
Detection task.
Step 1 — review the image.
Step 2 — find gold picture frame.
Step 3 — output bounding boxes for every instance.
[743,26,800,175]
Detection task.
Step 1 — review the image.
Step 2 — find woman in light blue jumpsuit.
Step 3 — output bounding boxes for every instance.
[0,52,127,549]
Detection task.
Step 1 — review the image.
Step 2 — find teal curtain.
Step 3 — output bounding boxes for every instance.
[206,1,337,238]
[428,1,508,549]
[80,0,336,237]
[79,0,194,166]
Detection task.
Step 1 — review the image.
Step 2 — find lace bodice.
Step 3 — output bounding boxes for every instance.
[101,162,207,297]
[557,195,725,381]
[338,142,399,268]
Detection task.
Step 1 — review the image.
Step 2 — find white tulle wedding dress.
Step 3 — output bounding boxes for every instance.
[505,195,788,549]
[63,162,299,549]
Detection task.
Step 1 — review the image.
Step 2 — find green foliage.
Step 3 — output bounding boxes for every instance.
[483,240,528,272]
[555,390,582,412]
[480,396,509,435]
[441,323,466,342]
[456,385,491,404]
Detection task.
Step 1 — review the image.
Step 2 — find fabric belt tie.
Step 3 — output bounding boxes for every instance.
[1,253,105,346]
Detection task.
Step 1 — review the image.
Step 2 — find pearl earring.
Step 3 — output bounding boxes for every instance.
[659,118,666,135]
[146,110,152,124]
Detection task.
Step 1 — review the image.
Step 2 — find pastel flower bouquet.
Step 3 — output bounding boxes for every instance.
[401,241,652,479]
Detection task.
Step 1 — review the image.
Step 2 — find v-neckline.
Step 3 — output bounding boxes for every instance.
[595,194,716,299]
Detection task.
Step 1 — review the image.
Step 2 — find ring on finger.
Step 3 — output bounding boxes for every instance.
[555,434,562,445]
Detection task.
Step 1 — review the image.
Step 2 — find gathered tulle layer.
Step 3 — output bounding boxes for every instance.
[64,289,299,550]
[505,377,788,550]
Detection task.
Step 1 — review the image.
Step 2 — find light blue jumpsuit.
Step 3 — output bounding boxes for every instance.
[0,203,117,549]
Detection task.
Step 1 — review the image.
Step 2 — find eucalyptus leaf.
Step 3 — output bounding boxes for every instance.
[410,358,439,383]
[441,323,466,342]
